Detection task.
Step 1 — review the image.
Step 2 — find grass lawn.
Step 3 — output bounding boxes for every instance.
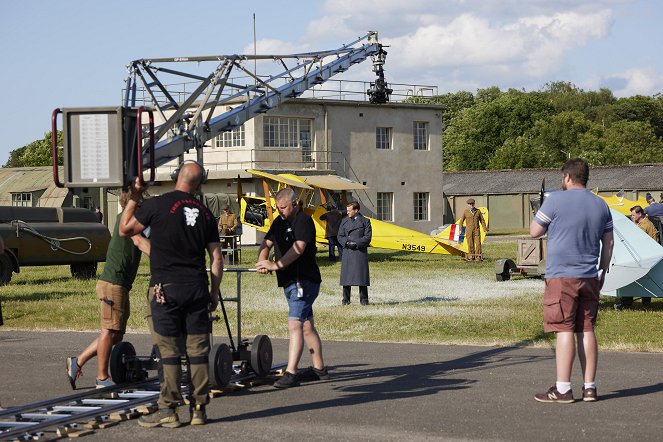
[2,241,663,352]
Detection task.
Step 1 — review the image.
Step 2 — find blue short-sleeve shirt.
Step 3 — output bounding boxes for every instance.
[534,189,613,278]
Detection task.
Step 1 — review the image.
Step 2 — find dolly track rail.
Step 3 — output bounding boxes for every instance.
[0,362,285,441]
[0,377,160,440]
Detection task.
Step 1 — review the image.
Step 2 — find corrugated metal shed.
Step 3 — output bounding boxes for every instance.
[443,164,663,195]
[0,166,69,207]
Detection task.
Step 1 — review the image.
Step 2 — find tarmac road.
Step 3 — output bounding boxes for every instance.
[1,330,662,441]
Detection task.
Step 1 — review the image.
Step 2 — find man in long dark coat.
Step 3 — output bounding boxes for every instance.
[338,201,372,305]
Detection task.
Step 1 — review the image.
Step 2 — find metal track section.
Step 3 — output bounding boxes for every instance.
[0,378,159,440]
[124,31,390,168]
[0,362,285,441]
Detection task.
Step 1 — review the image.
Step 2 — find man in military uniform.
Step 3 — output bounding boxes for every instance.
[458,198,489,262]
[630,205,658,241]
[218,205,239,260]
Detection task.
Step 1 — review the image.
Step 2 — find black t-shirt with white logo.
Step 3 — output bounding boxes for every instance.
[265,210,321,287]
[135,190,218,285]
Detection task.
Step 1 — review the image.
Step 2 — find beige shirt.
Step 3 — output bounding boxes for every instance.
[459,207,488,233]
[637,217,658,241]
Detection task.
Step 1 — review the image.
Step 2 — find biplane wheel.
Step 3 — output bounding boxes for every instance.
[209,343,233,388]
[109,341,136,384]
[250,335,273,378]
[642,297,652,305]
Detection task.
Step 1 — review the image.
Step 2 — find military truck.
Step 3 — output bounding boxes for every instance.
[0,206,110,285]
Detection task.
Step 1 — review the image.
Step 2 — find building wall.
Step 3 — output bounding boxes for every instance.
[288,100,444,233]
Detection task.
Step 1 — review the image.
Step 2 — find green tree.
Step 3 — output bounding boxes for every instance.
[443,91,553,170]
[527,111,597,166]
[404,91,475,133]
[613,95,663,137]
[601,120,663,164]
[3,131,62,167]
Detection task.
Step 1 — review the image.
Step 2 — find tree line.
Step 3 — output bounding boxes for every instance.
[3,131,63,168]
[4,82,663,171]
[406,81,663,171]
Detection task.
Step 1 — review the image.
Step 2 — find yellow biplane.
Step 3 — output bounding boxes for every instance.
[595,192,649,216]
[238,169,488,256]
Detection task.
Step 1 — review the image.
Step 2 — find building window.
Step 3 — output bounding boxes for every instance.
[376,127,392,150]
[413,122,428,150]
[414,192,429,221]
[11,192,32,207]
[214,125,245,148]
[376,192,394,221]
[263,117,312,148]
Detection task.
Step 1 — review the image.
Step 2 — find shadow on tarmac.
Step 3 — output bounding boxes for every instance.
[599,382,663,401]
[220,341,553,422]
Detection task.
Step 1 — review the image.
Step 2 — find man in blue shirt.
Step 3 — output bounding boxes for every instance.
[530,158,613,404]
[644,194,663,218]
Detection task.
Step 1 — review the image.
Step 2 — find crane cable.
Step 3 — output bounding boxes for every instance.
[10,219,92,255]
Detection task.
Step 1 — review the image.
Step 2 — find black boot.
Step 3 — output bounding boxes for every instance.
[342,286,351,305]
[359,286,369,305]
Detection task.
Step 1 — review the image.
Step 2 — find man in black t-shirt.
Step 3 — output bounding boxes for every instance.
[256,188,328,388]
[120,162,222,428]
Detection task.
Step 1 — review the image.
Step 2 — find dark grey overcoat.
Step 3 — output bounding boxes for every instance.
[337,213,372,286]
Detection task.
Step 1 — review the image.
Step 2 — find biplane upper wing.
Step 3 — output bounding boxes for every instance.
[299,175,369,191]
[246,169,313,189]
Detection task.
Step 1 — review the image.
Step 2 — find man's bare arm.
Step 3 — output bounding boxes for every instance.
[119,178,146,237]
[598,230,614,289]
[256,239,306,273]
[530,219,547,238]
[131,235,151,256]
[207,242,223,311]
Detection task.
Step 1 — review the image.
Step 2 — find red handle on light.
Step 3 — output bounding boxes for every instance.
[136,107,155,186]
[51,108,64,188]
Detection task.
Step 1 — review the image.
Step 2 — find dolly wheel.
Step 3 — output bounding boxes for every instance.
[250,335,273,378]
[209,343,233,388]
[109,341,136,384]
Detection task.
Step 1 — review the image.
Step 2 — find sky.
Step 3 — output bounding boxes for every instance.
[1,0,661,165]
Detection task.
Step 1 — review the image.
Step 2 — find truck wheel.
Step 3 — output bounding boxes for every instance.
[70,262,97,280]
[0,254,13,285]
[496,271,510,282]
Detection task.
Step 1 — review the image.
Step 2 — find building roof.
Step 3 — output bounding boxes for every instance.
[443,163,663,195]
[0,166,69,206]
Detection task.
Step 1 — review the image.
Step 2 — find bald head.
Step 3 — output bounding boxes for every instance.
[175,162,204,193]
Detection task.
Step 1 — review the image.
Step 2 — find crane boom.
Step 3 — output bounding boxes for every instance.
[52,32,391,188]
[125,31,391,169]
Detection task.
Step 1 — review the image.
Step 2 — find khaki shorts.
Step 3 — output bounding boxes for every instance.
[543,277,600,333]
[97,280,130,332]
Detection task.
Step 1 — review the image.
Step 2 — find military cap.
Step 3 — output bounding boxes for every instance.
[467,198,475,204]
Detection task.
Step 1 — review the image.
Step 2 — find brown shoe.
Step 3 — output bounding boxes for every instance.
[582,387,597,402]
[534,385,574,403]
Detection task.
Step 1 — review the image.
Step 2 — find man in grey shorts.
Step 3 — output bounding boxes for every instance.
[530,158,613,403]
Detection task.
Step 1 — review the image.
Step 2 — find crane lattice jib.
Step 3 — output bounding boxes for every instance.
[124,32,387,168]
